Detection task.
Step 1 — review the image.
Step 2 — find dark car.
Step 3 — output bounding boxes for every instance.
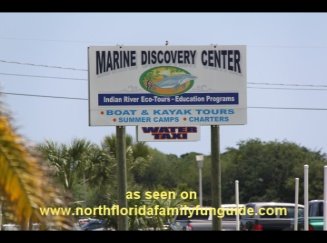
[80,219,108,231]
[240,202,304,231]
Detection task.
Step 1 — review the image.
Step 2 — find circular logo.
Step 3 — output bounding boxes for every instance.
[139,66,196,96]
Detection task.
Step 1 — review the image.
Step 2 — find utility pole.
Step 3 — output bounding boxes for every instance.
[196,155,204,206]
[235,180,240,231]
[211,125,221,230]
[324,166,327,231]
[304,164,309,231]
[294,178,299,231]
[116,126,128,230]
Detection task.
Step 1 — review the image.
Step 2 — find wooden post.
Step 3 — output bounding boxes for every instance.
[211,125,221,230]
[116,126,128,230]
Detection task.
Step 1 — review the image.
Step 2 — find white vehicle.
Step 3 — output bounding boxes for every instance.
[2,224,21,231]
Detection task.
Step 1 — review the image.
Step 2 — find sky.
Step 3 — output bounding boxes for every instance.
[0,13,327,157]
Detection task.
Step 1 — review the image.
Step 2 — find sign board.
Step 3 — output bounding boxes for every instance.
[137,126,200,142]
[88,45,246,126]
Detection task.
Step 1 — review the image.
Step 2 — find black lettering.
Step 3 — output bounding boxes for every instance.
[113,51,119,69]
[184,51,190,64]
[234,50,241,73]
[170,51,178,63]
[131,51,136,66]
[141,51,147,65]
[157,51,164,64]
[151,51,157,64]
[123,51,129,68]
[214,50,221,68]
[221,50,227,69]
[208,50,214,67]
[201,50,208,65]
[106,52,112,72]
[120,51,123,68]
[228,50,234,71]
[164,51,170,63]
[96,51,106,75]
[190,51,196,64]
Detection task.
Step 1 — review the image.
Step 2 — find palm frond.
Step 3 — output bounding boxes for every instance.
[0,115,72,229]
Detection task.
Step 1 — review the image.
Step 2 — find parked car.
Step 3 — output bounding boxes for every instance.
[169,204,245,231]
[169,207,210,231]
[80,219,108,231]
[220,204,246,230]
[292,200,325,231]
[240,202,304,231]
[2,224,21,231]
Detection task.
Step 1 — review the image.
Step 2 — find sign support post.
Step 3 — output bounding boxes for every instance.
[116,126,128,230]
[211,125,221,231]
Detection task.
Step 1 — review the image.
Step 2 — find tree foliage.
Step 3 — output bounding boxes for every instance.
[221,139,327,203]
[0,114,72,229]
[35,135,327,230]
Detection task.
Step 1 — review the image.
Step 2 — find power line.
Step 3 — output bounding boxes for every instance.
[249,45,327,49]
[1,57,327,89]
[0,59,87,71]
[1,72,327,91]
[249,82,327,88]
[249,106,327,111]
[0,36,105,44]
[248,87,327,91]
[0,91,87,101]
[0,72,86,81]
[3,60,327,89]
[0,60,327,89]
[1,91,327,111]
[1,37,327,49]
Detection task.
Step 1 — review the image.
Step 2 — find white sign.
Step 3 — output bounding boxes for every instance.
[88,45,247,126]
[137,126,201,142]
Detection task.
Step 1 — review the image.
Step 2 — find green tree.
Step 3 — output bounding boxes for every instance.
[139,149,180,189]
[101,134,151,186]
[37,139,92,191]
[221,139,327,203]
[127,187,188,231]
[83,144,116,207]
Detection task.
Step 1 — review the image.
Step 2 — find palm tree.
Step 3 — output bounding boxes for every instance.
[85,144,115,187]
[101,134,151,183]
[37,139,92,190]
[0,112,72,229]
[128,141,151,182]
